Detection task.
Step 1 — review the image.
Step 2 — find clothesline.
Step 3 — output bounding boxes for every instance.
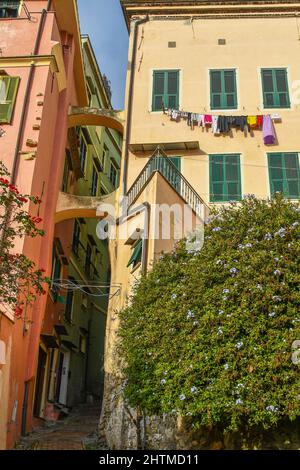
[163,106,278,145]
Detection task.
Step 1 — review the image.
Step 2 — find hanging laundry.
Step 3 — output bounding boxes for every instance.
[197,114,205,127]
[256,115,263,129]
[187,112,192,126]
[263,115,276,145]
[217,115,231,133]
[171,109,179,121]
[247,116,257,129]
[212,115,220,134]
[234,116,248,132]
[204,114,212,126]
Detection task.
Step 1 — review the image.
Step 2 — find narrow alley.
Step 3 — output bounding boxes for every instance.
[15,403,103,451]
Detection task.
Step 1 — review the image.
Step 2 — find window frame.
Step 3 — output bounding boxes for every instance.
[79,132,87,173]
[209,153,242,203]
[0,75,20,124]
[0,1,21,19]
[91,165,98,196]
[267,152,300,199]
[109,162,117,187]
[261,68,290,109]
[210,69,238,111]
[152,69,180,112]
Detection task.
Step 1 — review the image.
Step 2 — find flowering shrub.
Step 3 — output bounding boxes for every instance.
[0,162,48,318]
[119,195,300,432]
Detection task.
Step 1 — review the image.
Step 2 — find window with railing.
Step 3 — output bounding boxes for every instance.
[0,1,20,18]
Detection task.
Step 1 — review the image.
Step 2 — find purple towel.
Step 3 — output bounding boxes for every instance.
[263,115,276,145]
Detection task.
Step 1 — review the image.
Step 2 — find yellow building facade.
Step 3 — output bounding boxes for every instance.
[100,1,300,448]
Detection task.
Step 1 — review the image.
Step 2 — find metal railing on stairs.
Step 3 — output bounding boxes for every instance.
[126,147,208,218]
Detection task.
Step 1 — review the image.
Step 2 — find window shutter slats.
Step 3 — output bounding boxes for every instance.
[268,153,300,198]
[210,70,237,110]
[210,154,241,202]
[152,70,179,111]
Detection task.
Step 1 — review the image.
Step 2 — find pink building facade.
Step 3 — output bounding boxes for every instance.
[0,0,87,449]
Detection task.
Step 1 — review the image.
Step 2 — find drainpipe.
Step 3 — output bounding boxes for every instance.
[122,15,149,196]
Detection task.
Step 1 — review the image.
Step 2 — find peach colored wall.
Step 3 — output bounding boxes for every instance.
[125,17,300,204]
[0,3,81,448]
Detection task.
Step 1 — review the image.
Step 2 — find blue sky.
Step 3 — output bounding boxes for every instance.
[77,0,128,109]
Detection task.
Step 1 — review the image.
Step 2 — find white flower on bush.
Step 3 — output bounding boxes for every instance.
[213,227,221,232]
[274,269,281,276]
[230,268,238,275]
[172,294,177,300]
[223,289,230,294]
[160,379,166,385]
[187,310,195,319]
[235,398,243,405]
[219,310,224,315]
[191,386,198,394]
[217,327,223,336]
[269,312,276,318]
[179,394,186,401]
[224,363,229,370]
[264,233,272,241]
[235,341,244,349]
[193,321,199,326]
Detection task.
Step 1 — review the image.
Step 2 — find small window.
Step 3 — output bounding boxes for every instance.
[72,220,81,255]
[91,166,98,196]
[210,154,242,202]
[79,335,87,354]
[261,68,290,108]
[79,134,87,172]
[64,278,75,323]
[85,243,92,277]
[268,152,300,199]
[152,70,179,111]
[127,239,143,269]
[50,246,62,301]
[109,163,117,187]
[0,75,20,123]
[210,69,237,110]
[0,1,20,18]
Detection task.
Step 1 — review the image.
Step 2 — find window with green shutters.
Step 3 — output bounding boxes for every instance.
[268,153,300,199]
[0,75,20,123]
[261,69,290,108]
[210,69,237,110]
[127,239,143,269]
[210,154,242,202]
[152,70,179,111]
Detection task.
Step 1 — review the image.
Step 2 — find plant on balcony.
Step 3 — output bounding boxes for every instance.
[119,194,300,440]
[0,162,48,319]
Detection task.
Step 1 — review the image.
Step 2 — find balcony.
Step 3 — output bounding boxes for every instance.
[55,190,116,223]
[68,107,125,134]
[126,147,209,219]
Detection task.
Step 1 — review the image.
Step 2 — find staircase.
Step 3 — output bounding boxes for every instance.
[126,147,209,218]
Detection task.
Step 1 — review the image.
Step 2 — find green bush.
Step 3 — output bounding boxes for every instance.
[119,195,300,432]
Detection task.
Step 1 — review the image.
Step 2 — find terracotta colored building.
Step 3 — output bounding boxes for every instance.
[0,0,88,449]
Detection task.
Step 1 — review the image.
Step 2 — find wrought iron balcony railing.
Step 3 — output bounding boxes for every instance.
[126,147,208,218]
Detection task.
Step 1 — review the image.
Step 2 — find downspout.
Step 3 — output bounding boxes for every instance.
[122,15,149,196]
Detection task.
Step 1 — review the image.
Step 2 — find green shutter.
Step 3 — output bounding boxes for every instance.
[0,76,20,123]
[152,70,179,111]
[210,154,241,202]
[268,153,300,198]
[127,239,143,268]
[210,70,237,110]
[262,69,290,108]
